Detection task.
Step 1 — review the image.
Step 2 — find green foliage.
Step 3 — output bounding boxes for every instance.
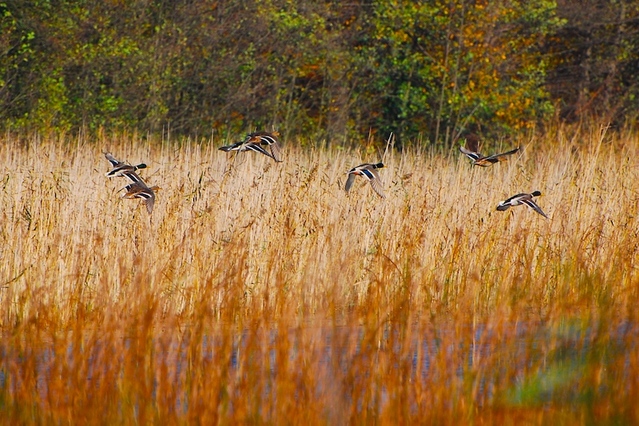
[1,0,634,144]
[350,0,564,145]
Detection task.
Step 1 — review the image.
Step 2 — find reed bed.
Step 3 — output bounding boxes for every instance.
[1,126,638,424]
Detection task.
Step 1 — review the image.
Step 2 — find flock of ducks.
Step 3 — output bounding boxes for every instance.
[104,131,548,218]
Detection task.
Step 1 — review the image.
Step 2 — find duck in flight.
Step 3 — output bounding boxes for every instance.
[345,162,385,198]
[459,145,520,167]
[104,152,147,177]
[496,191,547,218]
[122,180,159,215]
[219,131,283,162]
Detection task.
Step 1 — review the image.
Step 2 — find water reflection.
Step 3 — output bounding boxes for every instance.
[1,319,636,414]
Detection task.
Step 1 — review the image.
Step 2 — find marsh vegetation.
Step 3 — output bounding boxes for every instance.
[1,126,638,423]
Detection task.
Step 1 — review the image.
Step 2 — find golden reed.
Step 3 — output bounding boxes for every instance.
[0,125,638,424]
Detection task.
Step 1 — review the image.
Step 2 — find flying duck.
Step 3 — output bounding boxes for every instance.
[496,191,547,218]
[345,162,385,198]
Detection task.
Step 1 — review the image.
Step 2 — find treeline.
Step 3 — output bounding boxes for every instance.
[1,0,638,145]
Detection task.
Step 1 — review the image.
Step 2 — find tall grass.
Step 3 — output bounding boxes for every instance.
[1,126,638,424]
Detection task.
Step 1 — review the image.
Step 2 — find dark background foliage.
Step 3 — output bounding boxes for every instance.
[1,0,638,145]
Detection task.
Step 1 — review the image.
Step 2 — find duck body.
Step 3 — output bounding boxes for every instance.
[345,162,385,198]
[496,190,547,218]
[219,131,283,162]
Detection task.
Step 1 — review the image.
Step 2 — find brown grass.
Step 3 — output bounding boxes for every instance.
[1,126,639,424]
